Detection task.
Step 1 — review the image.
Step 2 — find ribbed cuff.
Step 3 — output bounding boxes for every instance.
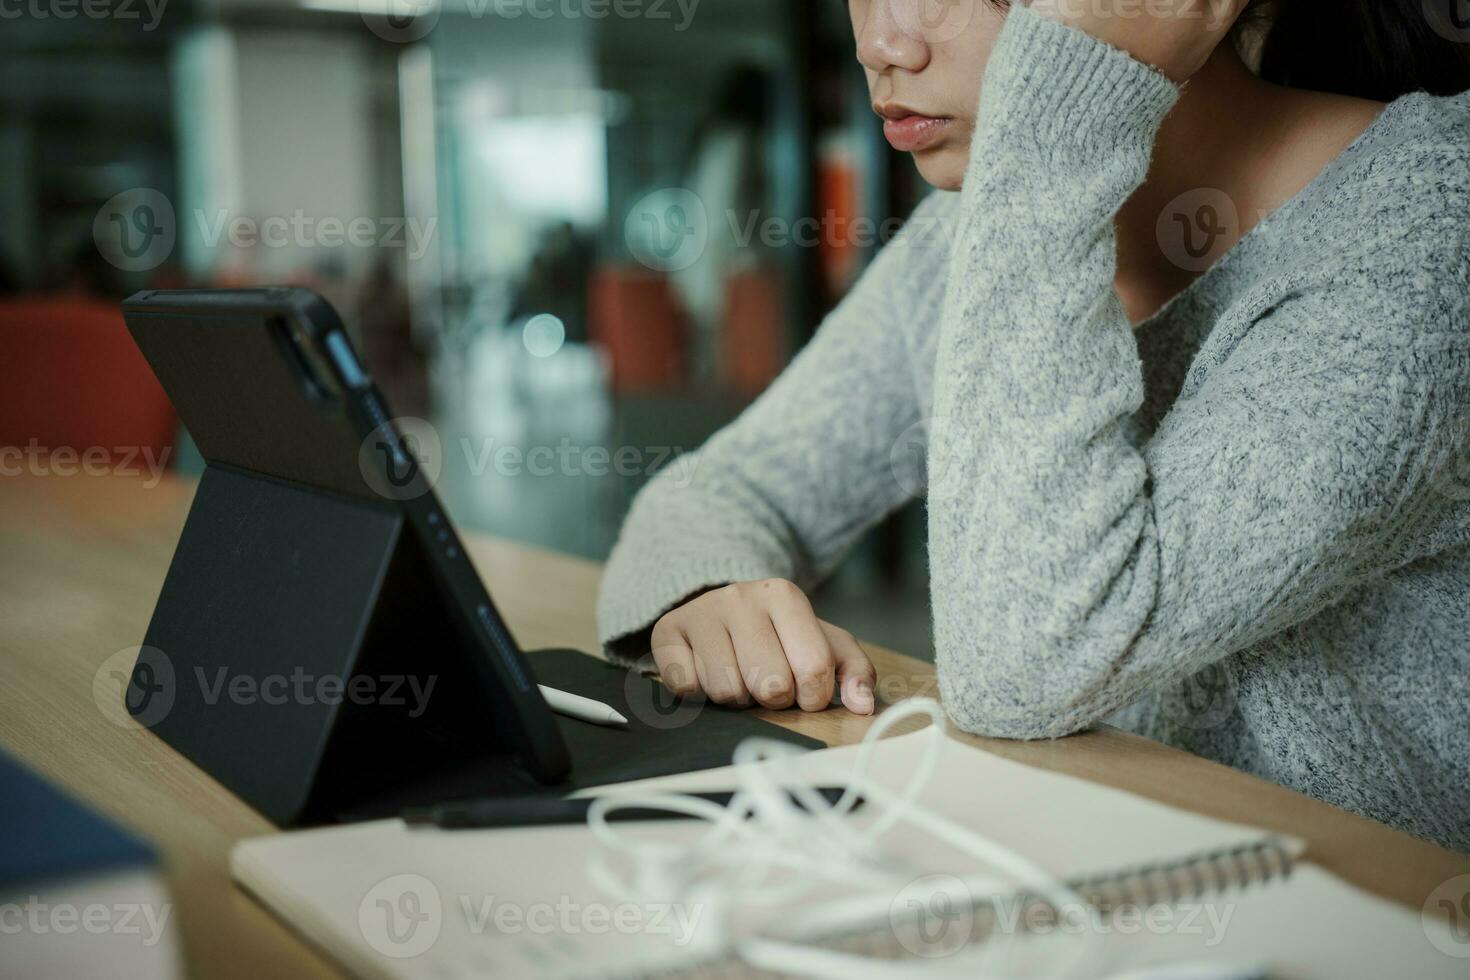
[975,5,1180,163]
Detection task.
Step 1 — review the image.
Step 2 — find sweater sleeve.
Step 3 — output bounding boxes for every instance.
[596,196,949,662]
[930,7,1470,738]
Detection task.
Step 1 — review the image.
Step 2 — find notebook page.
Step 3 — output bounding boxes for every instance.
[231,728,1455,978]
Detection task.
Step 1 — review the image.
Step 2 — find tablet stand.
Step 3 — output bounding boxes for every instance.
[127,463,515,826]
[129,464,825,828]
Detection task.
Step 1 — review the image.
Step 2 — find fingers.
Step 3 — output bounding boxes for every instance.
[648,580,872,716]
[650,614,699,697]
[685,616,752,707]
[726,605,796,709]
[653,603,752,707]
[762,580,835,712]
[822,621,877,716]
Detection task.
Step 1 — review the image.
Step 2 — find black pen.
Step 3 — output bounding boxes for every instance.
[404,786,863,830]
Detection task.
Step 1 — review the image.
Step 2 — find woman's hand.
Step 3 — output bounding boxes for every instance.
[650,579,878,715]
[1031,0,1250,82]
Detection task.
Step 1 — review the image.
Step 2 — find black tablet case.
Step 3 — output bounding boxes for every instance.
[121,289,822,828]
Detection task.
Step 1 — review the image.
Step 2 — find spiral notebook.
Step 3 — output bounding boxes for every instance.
[232,729,1462,979]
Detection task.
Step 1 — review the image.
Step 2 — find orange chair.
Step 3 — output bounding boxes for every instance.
[720,266,786,397]
[589,267,688,393]
[0,296,176,464]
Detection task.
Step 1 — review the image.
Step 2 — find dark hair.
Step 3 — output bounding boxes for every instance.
[1248,0,1470,101]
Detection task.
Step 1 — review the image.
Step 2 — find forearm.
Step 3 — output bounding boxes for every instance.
[596,197,953,659]
[928,8,1182,736]
[928,8,1463,741]
[596,456,807,663]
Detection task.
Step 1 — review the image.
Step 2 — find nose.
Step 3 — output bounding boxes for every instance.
[856,1,932,75]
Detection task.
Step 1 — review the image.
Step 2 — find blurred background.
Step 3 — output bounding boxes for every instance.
[0,0,935,658]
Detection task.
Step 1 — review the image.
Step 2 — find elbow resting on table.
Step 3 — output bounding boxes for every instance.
[934,631,1129,742]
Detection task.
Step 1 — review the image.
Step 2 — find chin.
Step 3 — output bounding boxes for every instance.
[911,147,968,192]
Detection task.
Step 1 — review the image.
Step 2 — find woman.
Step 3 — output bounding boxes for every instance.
[597,0,1470,851]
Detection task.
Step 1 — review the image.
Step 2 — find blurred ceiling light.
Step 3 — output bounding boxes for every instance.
[523,314,566,358]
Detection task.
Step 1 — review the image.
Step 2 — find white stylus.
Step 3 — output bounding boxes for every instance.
[537,685,630,728]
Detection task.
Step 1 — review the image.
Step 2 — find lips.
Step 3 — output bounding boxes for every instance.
[874,105,954,152]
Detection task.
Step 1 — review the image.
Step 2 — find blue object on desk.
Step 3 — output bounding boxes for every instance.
[0,749,155,890]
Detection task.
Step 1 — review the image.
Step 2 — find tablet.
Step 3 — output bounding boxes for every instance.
[121,287,570,823]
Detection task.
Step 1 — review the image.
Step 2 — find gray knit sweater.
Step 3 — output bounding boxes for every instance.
[598,8,1470,852]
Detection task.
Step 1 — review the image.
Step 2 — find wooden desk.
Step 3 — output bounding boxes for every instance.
[1,473,1465,978]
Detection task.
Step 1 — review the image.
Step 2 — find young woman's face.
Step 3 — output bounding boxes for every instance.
[848,0,1008,190]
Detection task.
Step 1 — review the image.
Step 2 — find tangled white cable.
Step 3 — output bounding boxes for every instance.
[583,699,1105,979]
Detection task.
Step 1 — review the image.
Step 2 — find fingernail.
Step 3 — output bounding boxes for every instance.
[848,679,874,715]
